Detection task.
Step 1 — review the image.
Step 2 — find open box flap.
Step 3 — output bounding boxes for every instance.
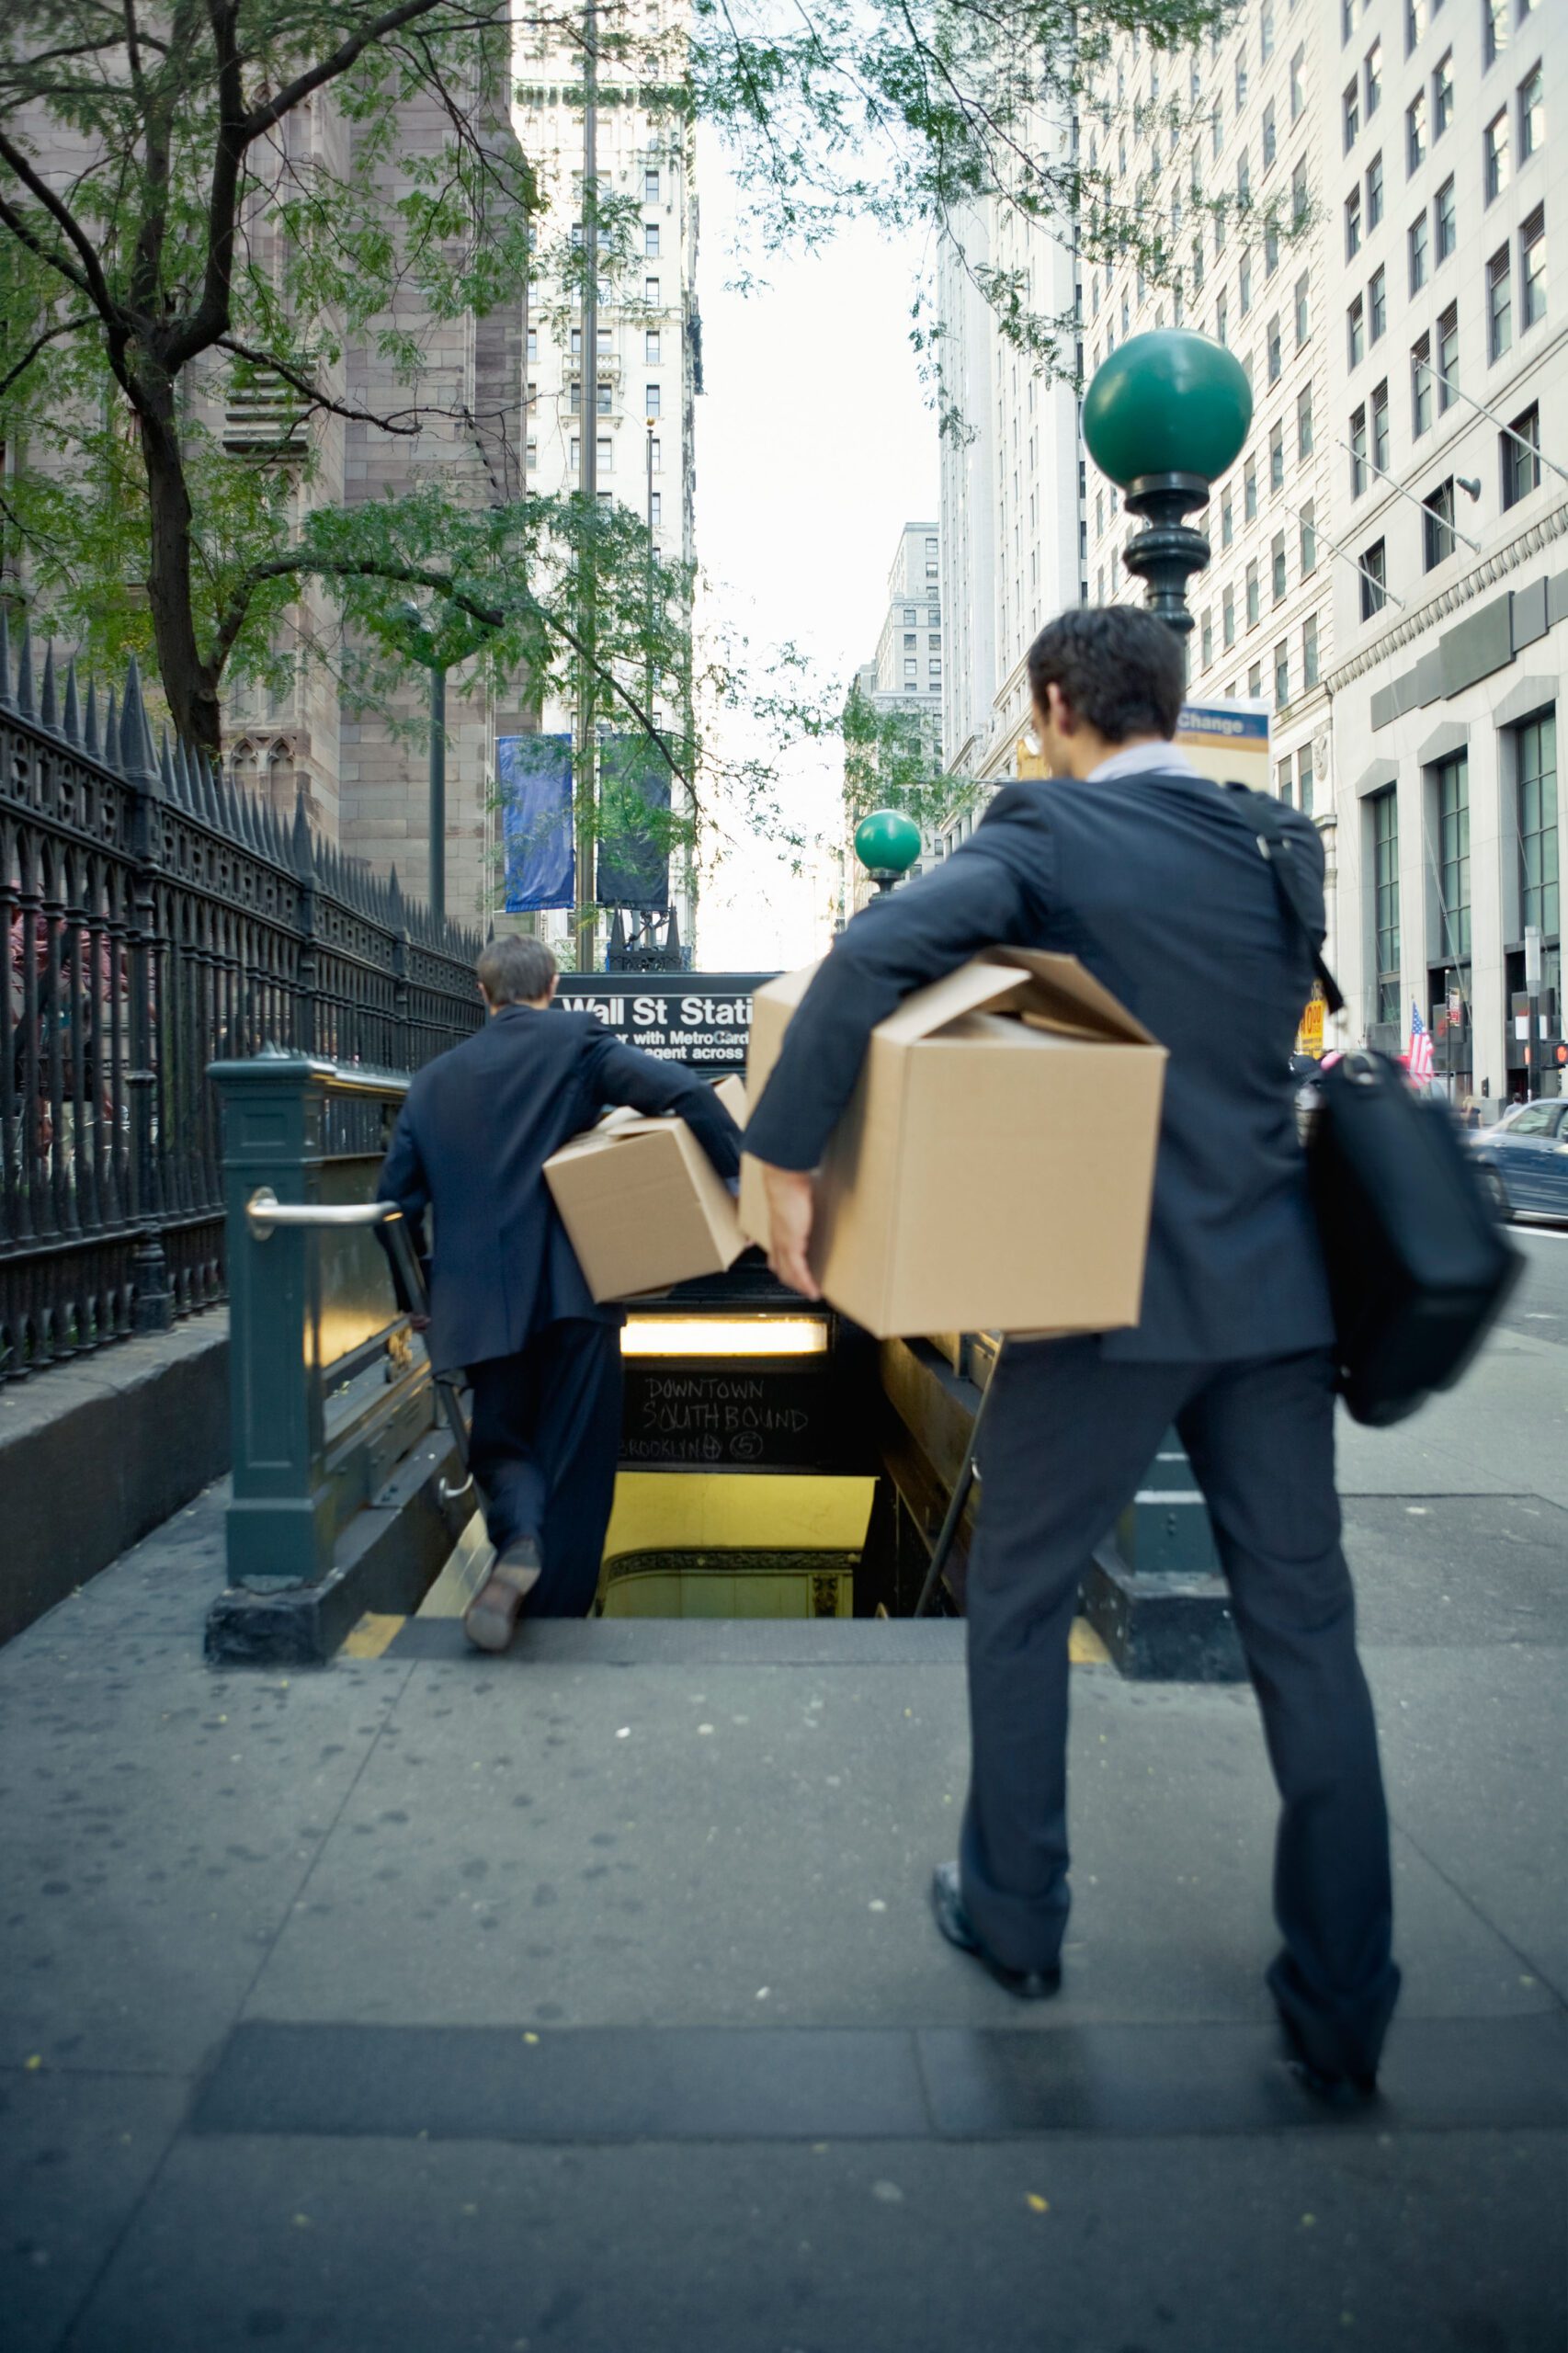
[982,949,1158,1046]
[871,958,1034,1045]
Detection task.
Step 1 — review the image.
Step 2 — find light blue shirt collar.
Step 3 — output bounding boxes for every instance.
[1086,740,1197,785]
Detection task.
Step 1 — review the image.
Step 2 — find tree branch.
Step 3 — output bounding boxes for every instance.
[0,308,97,398]
[0,130,120,322]
[214,335,424,434]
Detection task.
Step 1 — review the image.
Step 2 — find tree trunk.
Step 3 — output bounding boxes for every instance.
[136,369,223,758]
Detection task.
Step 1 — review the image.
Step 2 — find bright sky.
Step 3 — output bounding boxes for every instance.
[691,127,938,972]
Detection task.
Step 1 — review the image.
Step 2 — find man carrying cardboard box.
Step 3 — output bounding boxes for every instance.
[377,935,742,1651]
[744,606,1400,2105]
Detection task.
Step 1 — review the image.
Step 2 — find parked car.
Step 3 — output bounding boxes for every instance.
[1470,1098,1568,1222]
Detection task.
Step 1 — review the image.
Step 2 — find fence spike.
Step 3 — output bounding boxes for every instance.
[15,623,35,718]
[388,864,403,926]
[119,655,161,790]
[62,659,81,745]
[101,683,118,766]
[159,727,176,794]
[175,739,197,810]
[40,642,58,731]
[81,676,99,757]
[292,785,314,881]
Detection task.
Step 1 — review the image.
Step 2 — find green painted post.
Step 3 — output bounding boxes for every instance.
[213,1052,336,1587]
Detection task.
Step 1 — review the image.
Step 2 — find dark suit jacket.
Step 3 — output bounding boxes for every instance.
[378,1006,743,1373]
[744,765,1335,1365]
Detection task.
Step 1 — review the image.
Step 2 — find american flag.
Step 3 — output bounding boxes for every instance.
[1408,1002,1435,1083]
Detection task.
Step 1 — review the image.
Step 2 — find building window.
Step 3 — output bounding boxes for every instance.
[1365,38,1382,116]
[569,437,580,471]
[1483,0,1509,69]
[1484,109,1510,203]
[1238,152,1252,209]
[1410,207,1430,290]
[903,606,916,624]
[1345,78,1360,151]
[1263,102,1278,171]
[1275,641,1291,705]
[1406,88,1427,173]
[597,434,612,472]
[648,437,661,472]
[1518,63,1543,162]
[525,437,537,472]
[1292,160,1310,226]
[1290,44,1306,118]
[1435,751,1471,962]
[1351,403,1369,493]
[1240,251,1254,315]
[645,328,661,362]
[1273,531,1289,600]
[1223,585,1237,647]
[1368,151,1384,228]
[1278,756,1294,805]
[1346,186,1363,257]
[1406,0,1427,48]
[1269,419,1286,489]
[1487,246,1513,359]
[1193,235,1206,293]
[649,490,662,527]
[903,631,916,649]
[1267,314,1282,381]
[1369,264,1387,340]
[1298,383,1314,457]
[1372,377,1391,471]
[1294,271,1311,346]
[1246,560,1261,627]
[1303,610,1321,688]
[926,535,938,578]
[1434,49,1455,140]
[1301,500,1318,574]
[1372,789,1402,1024]
[1221,487,1235,548]
[1423,477,1457,566]
[1238,54,1250,112]
[1361,537,1388,617]
[1244,458,1258,521]
[1348,292,1366,366]
[1265,220,1280,278]
[1412,330,1433,432]
[1248,661,1264,698]
[526,325,538,360]
[1216,290,1230,345]
[1435,175,1457,263]
[644,382,662,418]
[644,166,661,203]
[1212,101,1223,159]
[1201,609,1214,668]
[1517,712,1560,940]
[1437,302,1459,408]
[1521,205,1546,330]
[644,221,661,257]
[1503,402,1541,506]
[1298,741,1315,814]
[1261,2,1276,62]
[903,659,917,681]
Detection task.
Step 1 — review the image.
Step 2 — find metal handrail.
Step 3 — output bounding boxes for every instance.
[243,1188,474,1504]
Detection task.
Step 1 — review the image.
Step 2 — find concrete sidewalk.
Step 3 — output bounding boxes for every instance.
[2,1334,1565,2352]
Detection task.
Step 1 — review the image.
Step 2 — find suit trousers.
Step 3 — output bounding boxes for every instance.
[466,1321,623,1619]
[959,1336,1401,2081]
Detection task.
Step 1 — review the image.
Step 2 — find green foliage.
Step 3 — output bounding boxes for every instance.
[841,677,979,839]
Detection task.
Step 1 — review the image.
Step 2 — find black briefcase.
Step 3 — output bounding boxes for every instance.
[1304,1050,1523,1426]
[1242,790,1523,1428]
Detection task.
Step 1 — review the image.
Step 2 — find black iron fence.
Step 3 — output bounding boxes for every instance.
[1,620,484,1387]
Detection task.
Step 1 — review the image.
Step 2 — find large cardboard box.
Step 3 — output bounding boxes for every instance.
[740,952,1167,1339]
[546,1076,746,1303]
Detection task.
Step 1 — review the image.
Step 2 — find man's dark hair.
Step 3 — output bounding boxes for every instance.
[477,934,557,1006]
[1025,607,1187,743]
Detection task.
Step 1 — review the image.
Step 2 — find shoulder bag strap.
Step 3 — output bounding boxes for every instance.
[1228,783,1346,1017]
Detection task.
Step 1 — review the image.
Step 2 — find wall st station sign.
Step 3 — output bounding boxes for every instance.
[551,974,772,1070]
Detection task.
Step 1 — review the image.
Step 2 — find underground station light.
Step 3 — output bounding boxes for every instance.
[620,1314,831,1358]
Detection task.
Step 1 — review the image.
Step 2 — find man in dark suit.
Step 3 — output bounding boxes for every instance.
[378,934,742,1651]
[744,606,1400,2101]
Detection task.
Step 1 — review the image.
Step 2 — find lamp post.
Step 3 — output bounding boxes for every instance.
[397,600,447,922]
[854,807,923,899]
[1078,328,1255,1680]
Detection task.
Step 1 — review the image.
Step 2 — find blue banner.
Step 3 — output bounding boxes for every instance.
[596,735,672,909]
[500,733,574,913]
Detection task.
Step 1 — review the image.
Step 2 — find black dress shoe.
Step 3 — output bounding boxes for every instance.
[930,1862,1062,2000]
[1276,2009,1379,2109]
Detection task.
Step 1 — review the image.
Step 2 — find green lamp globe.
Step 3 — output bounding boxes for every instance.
[1083,330,1253,491]
[854,808,923,875]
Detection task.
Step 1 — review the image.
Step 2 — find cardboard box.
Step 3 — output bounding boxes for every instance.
[740,952,1167,1339]
[546,1076,746,1303]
